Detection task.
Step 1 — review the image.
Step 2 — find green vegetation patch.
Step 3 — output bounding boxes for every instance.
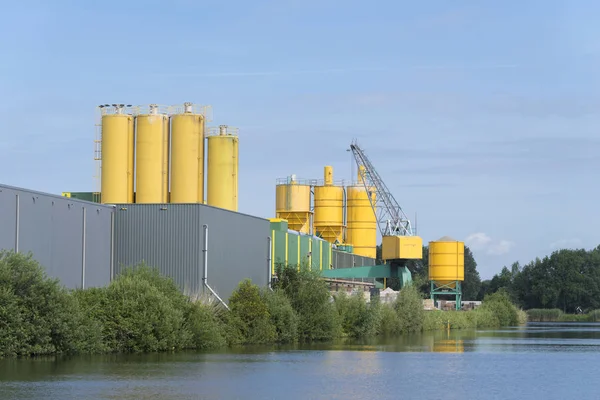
[0,256,531,359]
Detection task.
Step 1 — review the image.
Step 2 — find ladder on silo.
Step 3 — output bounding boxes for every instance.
[93,122,102,193]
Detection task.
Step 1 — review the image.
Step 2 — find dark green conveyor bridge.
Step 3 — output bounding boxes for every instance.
[321,264,413,289]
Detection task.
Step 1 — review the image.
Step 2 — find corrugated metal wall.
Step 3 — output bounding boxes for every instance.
[331,249,377,284]
[331,249,376,269]
[270,229,332,273]
[0,184,114,289]
[113,203,271,302]
[0,184,376,298]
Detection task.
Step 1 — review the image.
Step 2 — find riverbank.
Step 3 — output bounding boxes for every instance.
[0,251,526,358]
[526,308,600,322]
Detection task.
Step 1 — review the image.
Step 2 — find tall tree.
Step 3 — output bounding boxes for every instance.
[462,246,482,300]
[484,245,600,312]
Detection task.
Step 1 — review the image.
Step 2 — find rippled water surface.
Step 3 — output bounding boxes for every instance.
[2,322,600,399]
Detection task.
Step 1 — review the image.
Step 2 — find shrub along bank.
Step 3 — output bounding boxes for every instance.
[0,252,525,358]
[526,308,600,322]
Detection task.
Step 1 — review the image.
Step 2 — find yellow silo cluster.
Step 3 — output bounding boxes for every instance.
[97,103,239,211]
[274,165,378,258]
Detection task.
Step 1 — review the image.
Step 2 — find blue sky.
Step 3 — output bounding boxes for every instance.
[1,0,599,279]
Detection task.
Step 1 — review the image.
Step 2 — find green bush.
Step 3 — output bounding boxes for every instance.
[478,290,519,327]
[274,264,341,341]
[526,308,600,322]
[394,284,425,333]
[228,279,276,344]
[0,252,534,359]
[0,251,91,358]
[261,288,298,343]
[100,271,191,353]
[526,308,563,322]
[186,298,227,350]
[333,291,381,338]
[588,310,600,322]
[377,303,401,335]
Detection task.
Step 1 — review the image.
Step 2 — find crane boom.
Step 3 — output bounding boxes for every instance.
[349,141,414,237]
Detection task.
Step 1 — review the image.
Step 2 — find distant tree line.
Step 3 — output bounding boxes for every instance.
[378,242,600,312]
[479,247,600,313]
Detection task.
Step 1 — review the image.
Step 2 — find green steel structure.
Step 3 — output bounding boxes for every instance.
[270,219,332,273]
[270,219,414,290]
[430,281,462,311]
[321,264,413,289]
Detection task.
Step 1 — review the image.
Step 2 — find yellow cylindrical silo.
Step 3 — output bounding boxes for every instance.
[428,236,465,288]
[100,109,134,204]
[275,177,312,234]
[346,166,377,258]
[135,105,169,203]
[206,125,238,211]
[314,166,344,244]
[170,102,204,203]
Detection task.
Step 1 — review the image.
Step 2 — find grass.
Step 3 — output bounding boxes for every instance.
[526,308,600,322]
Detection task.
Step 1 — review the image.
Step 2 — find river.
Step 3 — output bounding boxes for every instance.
[1,322,599,399]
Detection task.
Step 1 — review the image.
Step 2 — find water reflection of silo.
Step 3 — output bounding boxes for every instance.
[433,339,465,353]
[323,348,381,376]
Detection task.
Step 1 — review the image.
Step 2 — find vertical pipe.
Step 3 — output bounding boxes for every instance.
[271,230,276,276]
[342,186,347,241]
[310,185,314,236]
[202,224,208,294]
[319,240,323,271]
[110,209,115,281]
[285,232,288,265]
[81,207,87,289]
[308,238,312,270]
[14,194,19,252]
[267,236,272,289]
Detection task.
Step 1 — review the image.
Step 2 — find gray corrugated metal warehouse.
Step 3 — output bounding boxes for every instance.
[0,184,115,289]
[112,203,271,303]
[0,183,378,303]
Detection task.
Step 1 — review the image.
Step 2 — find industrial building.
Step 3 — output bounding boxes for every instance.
[0,184,114,289]
[0,103,381,303]
[0,183,270,302]
[0,181,376,303]
[0,101,465,308]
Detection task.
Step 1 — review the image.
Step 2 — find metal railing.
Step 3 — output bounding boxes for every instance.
[206,126,239,137]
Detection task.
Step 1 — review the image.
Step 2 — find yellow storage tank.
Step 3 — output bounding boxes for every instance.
[135,105,169,203]
[346,166,377,258]
[206,125,238,211]
[100,107,135,204]
[429,236,465,288]
[170,102,205,203]
[313,166,344,244]
[382,236,423,260]
[275,176,312,234]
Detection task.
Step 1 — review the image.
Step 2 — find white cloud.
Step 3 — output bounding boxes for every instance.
[549,238,583,250]
[465,232,515,256]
